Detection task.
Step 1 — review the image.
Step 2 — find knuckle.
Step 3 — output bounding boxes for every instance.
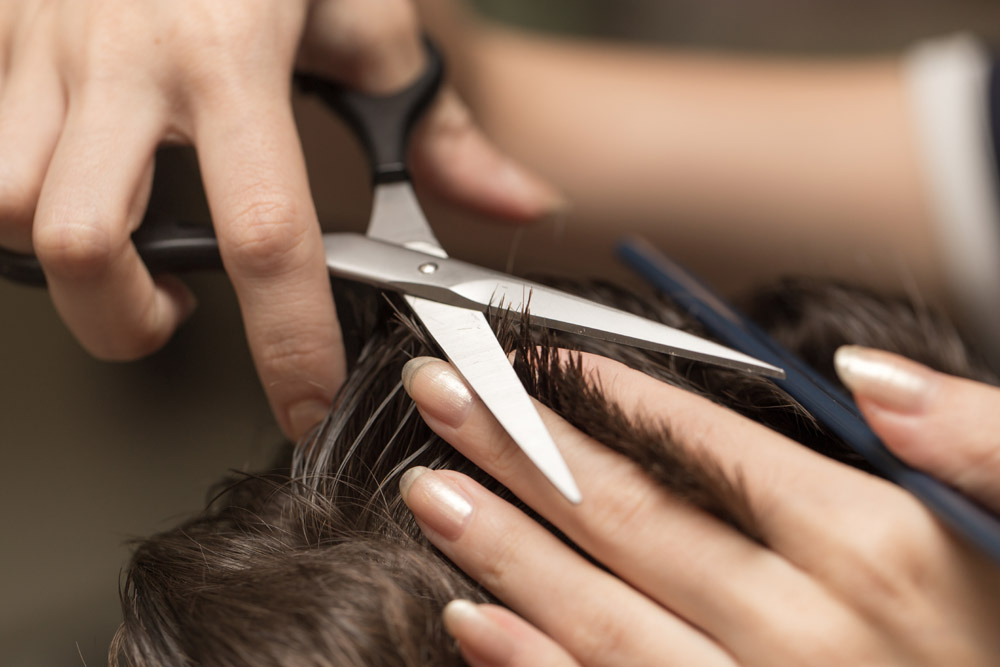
[349,7,418,57]
[955,434,1000,488]
[171,4,257,54]
[476,529,527,592]
[779,622,878,666]
[731,598,878,666]
[486,426,533,481]
[343,0,420,58]
[169,4,296,89]
[68,8,153,85]
[223,189,307,275]
[327,3,422,87]
[565,606,630,665]
[33,211,117,281]
[828,490,934,614]
[578,463,655,547]
[255,328,331,385]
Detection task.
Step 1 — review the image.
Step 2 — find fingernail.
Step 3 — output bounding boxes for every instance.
[542,194,572,222]
[178,291,198,322]
[834,345,938,414]
[443,600,516,665]
[288,399,330,438]
[498,161,570,219]
[171,287,198,323]
[401,356,436,393]
[398,465,429,501]
[401,357,474,428]
[399,466,473,540]
[540,199,573,230]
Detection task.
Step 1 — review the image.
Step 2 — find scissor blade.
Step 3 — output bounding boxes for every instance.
[321,233,781,378]
[405,295,582,504]
[454,279,785,379]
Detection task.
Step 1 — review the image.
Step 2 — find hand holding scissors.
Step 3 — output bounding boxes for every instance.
[1,39,782,503]
[0,0,562,438]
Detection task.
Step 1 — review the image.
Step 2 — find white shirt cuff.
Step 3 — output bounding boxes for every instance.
[904,34,1000,366]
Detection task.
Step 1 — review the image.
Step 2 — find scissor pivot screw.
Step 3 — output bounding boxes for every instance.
[418,262,439,274]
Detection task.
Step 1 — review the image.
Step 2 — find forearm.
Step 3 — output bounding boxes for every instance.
[439,22,943,301]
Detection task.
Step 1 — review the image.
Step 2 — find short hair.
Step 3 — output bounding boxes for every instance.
[109,277,994,666]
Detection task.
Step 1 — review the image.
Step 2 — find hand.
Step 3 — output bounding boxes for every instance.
[0,0,563,438]
[397,351,1000,666]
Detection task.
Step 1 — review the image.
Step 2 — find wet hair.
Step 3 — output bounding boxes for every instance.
[109,277,995,666]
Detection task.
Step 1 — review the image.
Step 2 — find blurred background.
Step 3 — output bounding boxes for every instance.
[2,1,999,664]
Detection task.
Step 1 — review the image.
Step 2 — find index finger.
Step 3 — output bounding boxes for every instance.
[193,83,345,439]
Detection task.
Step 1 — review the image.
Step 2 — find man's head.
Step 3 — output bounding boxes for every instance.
[110,277,993,666]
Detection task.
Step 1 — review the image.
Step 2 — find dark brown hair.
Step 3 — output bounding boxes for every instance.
[110,277,994,666]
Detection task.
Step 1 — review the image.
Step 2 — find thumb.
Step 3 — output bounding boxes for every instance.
[409,88,568,224]
[298,0,567,224]
[835,345,1000,514]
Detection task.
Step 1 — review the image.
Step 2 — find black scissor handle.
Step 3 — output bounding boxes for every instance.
[0,219,222,288]
[129,218,222,275]
[0,246,47,287]
[294,38,444,185]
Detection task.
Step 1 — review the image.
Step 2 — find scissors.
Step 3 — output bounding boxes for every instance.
[0,42,782,504]
[619,236,1000,563]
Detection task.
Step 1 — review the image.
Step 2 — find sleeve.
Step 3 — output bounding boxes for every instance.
[903,34,1000,369]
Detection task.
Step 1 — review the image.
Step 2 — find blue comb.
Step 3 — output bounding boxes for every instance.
[619,235,1000,564]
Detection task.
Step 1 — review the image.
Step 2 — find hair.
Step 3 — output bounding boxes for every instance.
[109,276,995,666]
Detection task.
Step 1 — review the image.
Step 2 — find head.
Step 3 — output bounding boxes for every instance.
[110,276,994,666]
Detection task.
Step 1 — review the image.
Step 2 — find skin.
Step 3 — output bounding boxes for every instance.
[0,0,563,438]
[400,351,1000,665]
[416,0,948,302]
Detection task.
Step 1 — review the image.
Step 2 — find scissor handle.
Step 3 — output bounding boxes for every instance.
[0,219,221,287]
[0,246,46,287]
[294,38,444,184]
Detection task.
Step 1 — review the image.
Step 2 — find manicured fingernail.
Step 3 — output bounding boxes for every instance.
[401,357,474,428]
[834,345,938,414]
[401,356,436,393]
[443,600,516,665]
[399,467,473,540]
[398,465,428,501]
[288,399,330,438]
